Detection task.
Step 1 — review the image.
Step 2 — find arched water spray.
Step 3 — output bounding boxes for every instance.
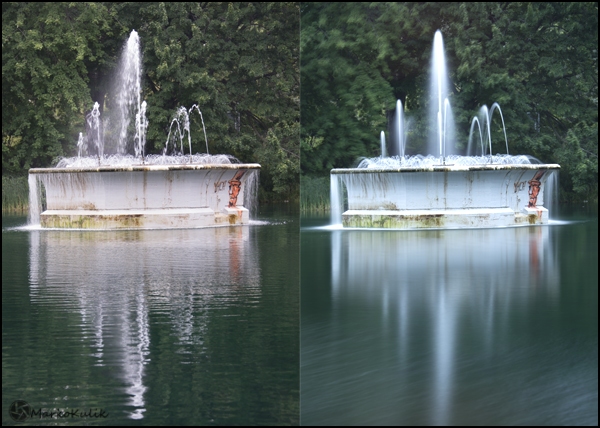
[468,117,484,156]
[479,105,493,161]
[163,107,192,157]
[489,102,509,155]
[164,118,182,155]
[189,104,209,154]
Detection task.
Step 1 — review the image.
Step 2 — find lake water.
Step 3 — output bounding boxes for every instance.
[2,203,598,426]
[2,205,299,425]
[301,205,598,425]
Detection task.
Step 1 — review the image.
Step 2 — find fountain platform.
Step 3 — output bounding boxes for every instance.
[29,163,260,229]
[331,163,559,229]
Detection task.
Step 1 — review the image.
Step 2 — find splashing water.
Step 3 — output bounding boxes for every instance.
[55,153,240,168]
[356,154,539,169]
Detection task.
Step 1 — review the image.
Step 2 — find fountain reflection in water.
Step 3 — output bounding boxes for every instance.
[303,226,565,425]
[28,226,259,420]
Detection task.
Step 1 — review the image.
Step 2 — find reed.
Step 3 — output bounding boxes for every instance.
[300,175,330,212]
[2,176,29,213]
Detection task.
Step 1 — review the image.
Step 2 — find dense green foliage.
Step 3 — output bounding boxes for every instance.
[301,2,598,201]
[3,2,299,202]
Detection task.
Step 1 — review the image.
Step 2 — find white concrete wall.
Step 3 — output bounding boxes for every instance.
[32,165,259,213]
[334,165,558,213]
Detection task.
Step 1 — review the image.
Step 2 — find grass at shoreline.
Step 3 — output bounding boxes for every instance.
[2,176,28,213]
[300,175,330,212]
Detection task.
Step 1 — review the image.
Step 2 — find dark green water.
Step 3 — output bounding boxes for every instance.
[2,205,299,425]
[301,205,598,425]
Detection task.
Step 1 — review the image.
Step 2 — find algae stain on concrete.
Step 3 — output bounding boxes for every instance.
[344,214,446,229]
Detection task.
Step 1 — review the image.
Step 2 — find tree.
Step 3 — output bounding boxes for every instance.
[449,2,598,199]
[301,2,598,201]
[300,3,395,174]
[129,2,300,200]
[2,2,120,173]
[3,2,300,202]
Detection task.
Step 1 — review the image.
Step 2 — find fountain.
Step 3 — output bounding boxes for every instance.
[28,30,260,229]
[331,30,559,229]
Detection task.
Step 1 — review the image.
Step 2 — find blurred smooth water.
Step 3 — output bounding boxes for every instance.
[301,205,598,426]
[2,205,299,425]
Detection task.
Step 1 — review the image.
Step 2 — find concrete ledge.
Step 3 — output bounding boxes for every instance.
[222,206,249,223]
[342,208,520,229]
[520,206,549,224]
[40,207,250,229]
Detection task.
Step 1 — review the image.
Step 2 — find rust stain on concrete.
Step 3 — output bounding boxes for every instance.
[228,170,246,207]
[527,170,546,208]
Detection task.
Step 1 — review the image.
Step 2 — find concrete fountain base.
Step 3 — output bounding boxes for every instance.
[331,164,559,229]
[29,164,260,229]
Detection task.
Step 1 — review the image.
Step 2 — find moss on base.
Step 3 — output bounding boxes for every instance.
[343,214,446,229]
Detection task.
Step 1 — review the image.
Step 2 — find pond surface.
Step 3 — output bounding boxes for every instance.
[301,205,598,425]
[2,205,299,425]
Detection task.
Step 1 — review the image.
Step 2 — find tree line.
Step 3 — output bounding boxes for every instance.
[2,2,299,202]
[301,2,598,202]
[3,3,597,205]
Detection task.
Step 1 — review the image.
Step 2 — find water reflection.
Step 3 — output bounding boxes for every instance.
[28,227,259,419]
[321,226,561,425]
